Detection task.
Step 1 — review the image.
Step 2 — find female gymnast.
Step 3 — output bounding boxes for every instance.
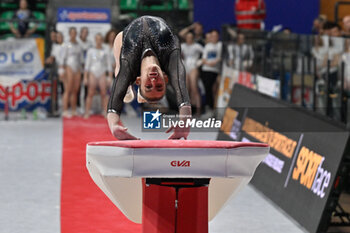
[84,33,113,118]
[61,27,84,117]
[181,32,203,115]
[107,16,191,140]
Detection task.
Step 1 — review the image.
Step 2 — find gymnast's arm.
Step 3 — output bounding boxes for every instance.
[107,32,139,140]
[166,48,192,139]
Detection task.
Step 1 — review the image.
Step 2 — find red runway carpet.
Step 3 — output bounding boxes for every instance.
[61,116,141,233]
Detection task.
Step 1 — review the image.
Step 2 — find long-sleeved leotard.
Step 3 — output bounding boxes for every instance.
[85,47,112,78]
[61,41,84,73]
[107,16,190,115]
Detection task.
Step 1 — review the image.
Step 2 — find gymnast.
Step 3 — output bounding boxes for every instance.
[107,16,191,140]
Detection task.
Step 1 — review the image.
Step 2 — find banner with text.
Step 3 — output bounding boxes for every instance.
[0,38,45,86]
[217,84,349,233]
[56,8,111,44]
[0,70,51,111]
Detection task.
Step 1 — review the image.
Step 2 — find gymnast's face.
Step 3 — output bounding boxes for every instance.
[136,65,168,102]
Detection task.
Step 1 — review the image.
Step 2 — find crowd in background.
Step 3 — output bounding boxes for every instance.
[310,15,350,118]
[179,23,223,116]
[178,23,253,117]
[45,27,118,119]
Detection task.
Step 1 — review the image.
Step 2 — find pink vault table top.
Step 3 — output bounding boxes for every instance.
[87,140,269,149]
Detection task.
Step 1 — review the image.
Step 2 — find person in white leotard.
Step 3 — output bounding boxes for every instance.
[84,33,113,118]
[61,27,84,117]
[78,27,93,58]
[78,27,93,107]
[50,32,65,77]
[181,32,203,115]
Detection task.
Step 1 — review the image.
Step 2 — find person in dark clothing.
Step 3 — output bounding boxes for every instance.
[107,16,191,140]
[10,0,37,38]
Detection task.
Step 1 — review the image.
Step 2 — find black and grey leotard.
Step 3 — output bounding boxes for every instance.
[107,16,190,115]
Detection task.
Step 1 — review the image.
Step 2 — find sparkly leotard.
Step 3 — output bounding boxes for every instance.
[85,47,112,78]
[107,16,190,115]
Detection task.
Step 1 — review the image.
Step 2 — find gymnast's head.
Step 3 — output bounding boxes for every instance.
[135,63,168,103]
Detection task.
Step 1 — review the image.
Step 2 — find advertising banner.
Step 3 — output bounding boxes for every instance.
[216,64,239,109]
[256,75,280,98]
[0,71,51,111]
[217,64,255,109]
[0,38,50,111]
[217,84,349,233]
[56,8,111,43]
[0,38,45,86]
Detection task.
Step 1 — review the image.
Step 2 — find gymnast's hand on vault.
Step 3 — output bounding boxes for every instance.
[111,125,140,140]
[166,125,190,140]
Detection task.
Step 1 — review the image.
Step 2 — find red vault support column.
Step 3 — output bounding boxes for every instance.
[142,180,208,233]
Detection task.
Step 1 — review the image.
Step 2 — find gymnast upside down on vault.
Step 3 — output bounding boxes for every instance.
[107,16,191,140]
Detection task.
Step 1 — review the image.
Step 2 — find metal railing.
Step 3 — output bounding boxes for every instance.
[222,25,350,126]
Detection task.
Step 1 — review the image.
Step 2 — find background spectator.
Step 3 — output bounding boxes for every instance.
[78,27,93,111]
[181,32,203,115]
[50,32,65,81]
[323,21,342,37]
[45,30,57,65]
[179,22,205,46]
[78,27,93,58]
[312,35,327,111]
[343,15,350,37]
[227,32,254,71]
[312,17,326,34]
[84,33,112,119]
[45,29,57,59]
[9,0,37,38]
[104,28,118,77]
[235,0,266,30]
[342,39,350,93]
[61,27,84,117]
[201,29,222,111]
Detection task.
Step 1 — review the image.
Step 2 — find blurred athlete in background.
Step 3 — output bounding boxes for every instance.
[84,33,113,119]
[61,27,84,117]
[181,32,203,115]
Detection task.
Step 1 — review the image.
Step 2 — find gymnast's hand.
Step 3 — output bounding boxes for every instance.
[111,125,139,140]
[107,112,140,140]
[166,125,190,140]
[166,105,192,140]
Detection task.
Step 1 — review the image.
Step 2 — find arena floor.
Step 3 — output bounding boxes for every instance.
[0,115,306,233]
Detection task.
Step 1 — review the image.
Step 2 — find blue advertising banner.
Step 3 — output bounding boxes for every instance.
[57,8,111,23]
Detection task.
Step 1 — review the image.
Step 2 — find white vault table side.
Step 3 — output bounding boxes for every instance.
[86,140,269,224]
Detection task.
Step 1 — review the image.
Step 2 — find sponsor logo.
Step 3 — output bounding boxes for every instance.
[0,81,51,109]
[0,52,34,65]
[241,117,331,198]
[143,110,162,129]
[59,10,109,22]
[242,117,297,158]
[292,146,331,198]
[171,160,191,167]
